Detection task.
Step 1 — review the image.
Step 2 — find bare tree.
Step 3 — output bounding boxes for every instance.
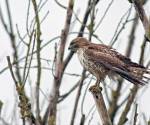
[0,0,150,125]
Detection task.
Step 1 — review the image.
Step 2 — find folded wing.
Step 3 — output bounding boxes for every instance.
[85,47,149,85]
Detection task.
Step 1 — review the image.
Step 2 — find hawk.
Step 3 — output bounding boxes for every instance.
[68,37,150,86]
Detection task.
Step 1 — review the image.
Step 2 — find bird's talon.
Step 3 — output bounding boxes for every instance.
[96,85,99,88]
[95,84,102,91]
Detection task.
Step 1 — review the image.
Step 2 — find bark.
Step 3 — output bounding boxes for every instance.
[48,0,74,125]
[89,85,112,125]
[131,0,150,41]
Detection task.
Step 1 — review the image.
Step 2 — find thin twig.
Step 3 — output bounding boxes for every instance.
[26,0,31,36]
[32,0,42,122]
[133,104,138,125]
[58,74,89,103]
[81,76,93,114]
[70,70,86,125]
[108,78,123,123]
[87,107,96,125]
[7,56,37,124]
[0,5,9,34]
[6,56,17,85]
[118,86,138,125]
[94,0,114,32]
[0,31,101,75]
[22,30,34,83]
[5,0,22,83]
[54,0,67,9]
[110,6,132,46]
[23,31,36,85]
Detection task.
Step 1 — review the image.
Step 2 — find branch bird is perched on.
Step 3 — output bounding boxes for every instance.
[68,37,150,86]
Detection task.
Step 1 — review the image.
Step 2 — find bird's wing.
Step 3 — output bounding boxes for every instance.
[88,43,132,64]
[88,43,145,68]
[85,48,147,85]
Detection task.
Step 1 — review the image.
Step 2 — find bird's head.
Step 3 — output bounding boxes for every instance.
[68,37,89,52]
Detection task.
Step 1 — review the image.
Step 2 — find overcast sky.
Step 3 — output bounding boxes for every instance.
[0,0,150,124]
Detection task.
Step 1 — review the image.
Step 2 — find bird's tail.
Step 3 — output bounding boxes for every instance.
[127,66,150,85]
[111,66,149,86]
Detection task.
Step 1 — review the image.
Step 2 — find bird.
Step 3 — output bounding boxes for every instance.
[68,37,150,86]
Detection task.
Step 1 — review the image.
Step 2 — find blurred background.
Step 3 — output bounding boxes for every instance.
[0,0,150,125]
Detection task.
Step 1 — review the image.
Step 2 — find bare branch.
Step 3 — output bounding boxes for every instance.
[6,56,18,85]
[5,0,22,83]
[108,12,139,123]
[108,78,123,123]
[0,100,3,115]
[80,114,85,125]
[7,56,37,124]
[133,104,138,125]
[0,5,9,34]
[48,0,74,124]
[23,31,36,85]
[54,0,67,9]
[32,0,42,121]
[89,85,112,125]
[131,0,150,41]
[110,6,132,46]
[94,0,114,32]
[118,86,138,125]
[70,70,86,125]
[58,74,89,103]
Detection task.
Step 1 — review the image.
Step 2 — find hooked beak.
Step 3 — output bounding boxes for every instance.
[68,44,77,52]
[68,45,72,50]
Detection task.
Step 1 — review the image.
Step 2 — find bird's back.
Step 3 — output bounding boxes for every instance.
[77,42,150,85]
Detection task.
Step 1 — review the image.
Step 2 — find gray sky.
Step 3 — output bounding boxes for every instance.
[0,0,150,124]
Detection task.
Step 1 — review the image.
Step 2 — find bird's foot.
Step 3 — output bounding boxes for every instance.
[96,83,102,91]
[89,84,102,93]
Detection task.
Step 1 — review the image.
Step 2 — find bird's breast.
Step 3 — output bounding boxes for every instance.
[77,48,100,72]
[77,48,86,67]
[77,48,109,80]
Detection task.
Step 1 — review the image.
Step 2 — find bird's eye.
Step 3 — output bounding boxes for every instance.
[70,41,75,45]
[70,40,78,46]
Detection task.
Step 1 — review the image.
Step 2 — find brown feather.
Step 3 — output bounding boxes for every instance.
[69,37,150,86]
